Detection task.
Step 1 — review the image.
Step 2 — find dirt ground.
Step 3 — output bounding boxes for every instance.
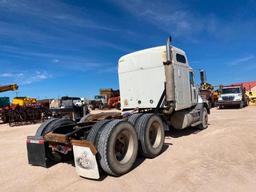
[0,107,256,192]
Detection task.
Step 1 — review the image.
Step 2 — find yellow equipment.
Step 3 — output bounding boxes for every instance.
[12,97,37,107]
[246,91,256,105]
[0,84,18,93]
[212,90,220,102]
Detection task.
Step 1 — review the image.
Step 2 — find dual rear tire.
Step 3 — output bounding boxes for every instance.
[86,113,165,176]
[129,113,165,158]
[87,119,138,176]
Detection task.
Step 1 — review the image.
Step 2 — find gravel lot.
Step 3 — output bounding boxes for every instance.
[0,107,256,192]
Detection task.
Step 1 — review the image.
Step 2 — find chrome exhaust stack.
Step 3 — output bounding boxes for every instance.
[163,36,175,113]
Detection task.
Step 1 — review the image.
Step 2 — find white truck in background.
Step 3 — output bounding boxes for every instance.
[218,85,249,108]
[27,37,210,179]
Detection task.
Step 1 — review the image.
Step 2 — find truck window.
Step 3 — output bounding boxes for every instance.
[176,54,186,64]
[189,71,194,85]
[222,88,240,94]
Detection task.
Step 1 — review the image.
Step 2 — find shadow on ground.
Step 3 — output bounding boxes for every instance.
[217,106,243,110]
[165,126,202,138]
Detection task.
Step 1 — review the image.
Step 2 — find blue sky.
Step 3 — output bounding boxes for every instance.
[0,0,256,99]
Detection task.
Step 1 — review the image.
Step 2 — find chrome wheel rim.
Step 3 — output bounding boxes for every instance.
[149,121,162,148]
[114,130,134,164]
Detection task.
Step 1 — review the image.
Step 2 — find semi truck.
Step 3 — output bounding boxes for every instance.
[50,96,87,121]
[26,37,210,179]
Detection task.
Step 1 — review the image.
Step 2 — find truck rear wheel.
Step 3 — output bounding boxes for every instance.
[128,113,143,126]
[97,120,138,176]
[86,119,111,145]
[35,118,76,136]
[79,114,93,123]
[197,107,208,130]
[35,118,75,163]
[136,114,165,158]
[35,118,58,136]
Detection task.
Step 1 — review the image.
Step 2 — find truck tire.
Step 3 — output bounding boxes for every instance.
[86,119,111,145]
[197,107,208,130]
[239,101,244,108]
[136,114,165,158]
[79,114,93,123]
[35,118,58,136]
[35,118,76,163]
[97,120,138,176]
[128,113,143,126]
[36,118,76,136]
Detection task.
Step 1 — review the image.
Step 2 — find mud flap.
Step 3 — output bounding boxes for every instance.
[72,140,99,179]
[26,136,51,167]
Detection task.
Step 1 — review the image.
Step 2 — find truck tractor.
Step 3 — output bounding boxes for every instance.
[26,37,210,180]
[89,95,107,110]
[50,96,87,121]
[218,85,249,109]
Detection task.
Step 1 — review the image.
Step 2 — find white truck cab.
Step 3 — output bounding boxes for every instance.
[118,46,197,111]
[218,86,248,108]
[118,37,209,130]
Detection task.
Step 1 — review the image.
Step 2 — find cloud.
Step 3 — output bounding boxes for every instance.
[229,55,255,66]
[0,72,24,77]
[22,71,52,85]
[110,0,256,42]
[0,70,51,85]
[0,0,132,51]
[0,0,124,32]
[0,44,118,74]
[52,59,60,63]
[109,0,207,36]
[54,59,116,73]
